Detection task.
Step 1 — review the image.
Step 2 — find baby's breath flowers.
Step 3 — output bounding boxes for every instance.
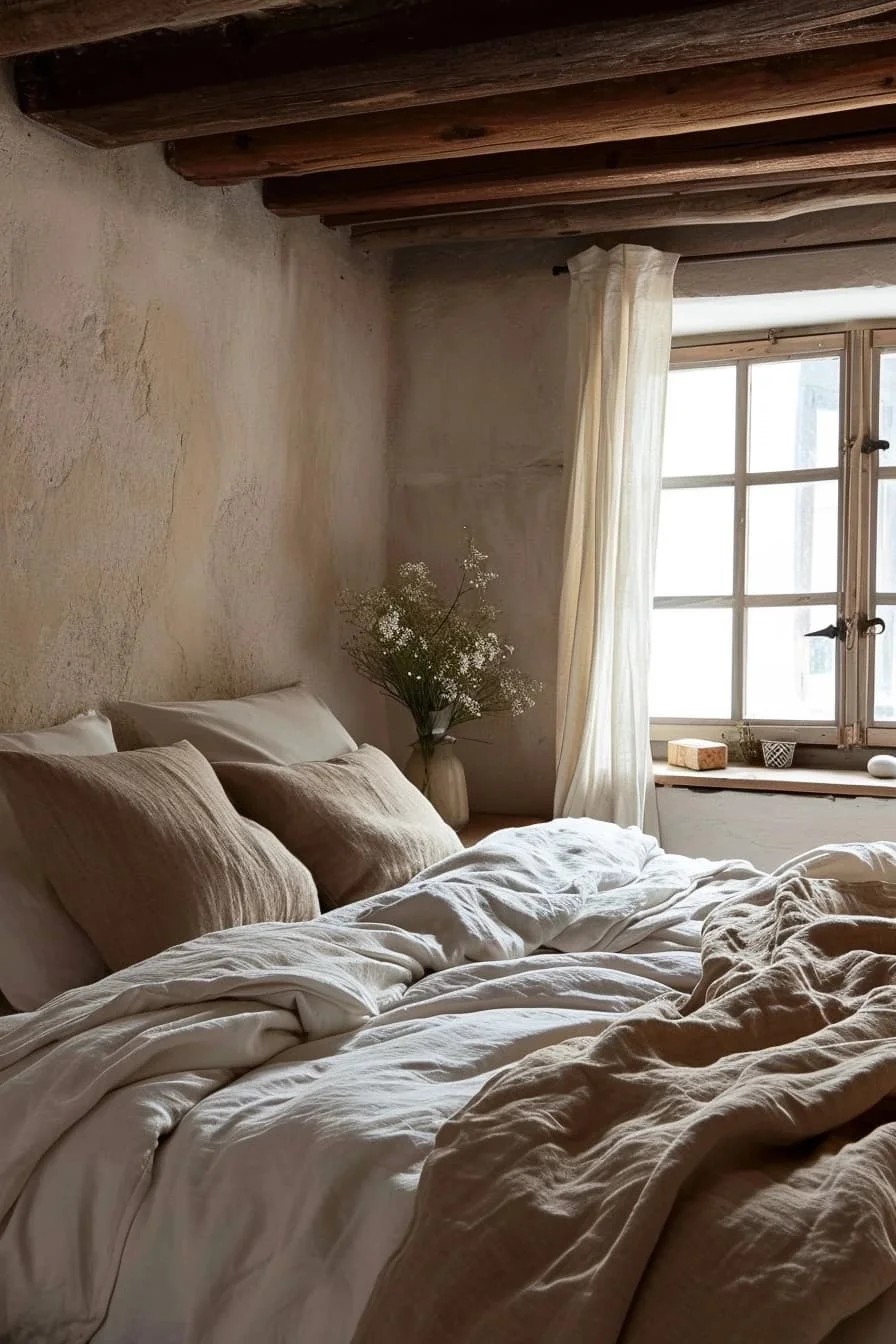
[337,537,540,760]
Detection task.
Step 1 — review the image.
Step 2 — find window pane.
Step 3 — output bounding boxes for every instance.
[744,605,837,721]
[655,487,734,597]
[871,356,896,721]
[873,604,896,721]
[746,480,839,595]
[663,365,736,477]
[878,351,896,466]
[876,479,896,593]
[748,357,840,472]
[650,608,732,718]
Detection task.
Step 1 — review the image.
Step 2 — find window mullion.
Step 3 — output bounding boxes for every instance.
[732,360,748,721]
[865,336,887,729]
[842,329,872,742]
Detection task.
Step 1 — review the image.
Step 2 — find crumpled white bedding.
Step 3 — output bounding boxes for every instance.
[0,819,782,1343]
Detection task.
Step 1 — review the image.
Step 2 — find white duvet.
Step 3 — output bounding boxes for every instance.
[3,817,873,1344]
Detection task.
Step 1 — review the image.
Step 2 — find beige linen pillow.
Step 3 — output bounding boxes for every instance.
[0,711,114,1010]
[0,740,319,972]
[215,744,463,909]
[117,683,356,764]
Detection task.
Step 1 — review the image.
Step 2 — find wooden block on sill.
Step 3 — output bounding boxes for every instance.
[667,738,728,771]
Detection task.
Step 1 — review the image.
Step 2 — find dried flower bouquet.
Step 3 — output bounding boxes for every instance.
[338,538,540,768]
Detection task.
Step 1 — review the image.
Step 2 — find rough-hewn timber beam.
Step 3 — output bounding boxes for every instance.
[316,165,896,226]
[15,0,896,147]
[346,176,896,248]
[0,0,349,58]
[561,204,896,266]
[165,43,896,181]
[259,111,896,215]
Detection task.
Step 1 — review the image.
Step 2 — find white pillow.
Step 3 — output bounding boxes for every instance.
[117,684,356,765]
[0,710,114,1010]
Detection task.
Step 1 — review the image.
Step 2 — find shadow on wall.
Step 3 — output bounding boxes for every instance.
[387,258,568,815]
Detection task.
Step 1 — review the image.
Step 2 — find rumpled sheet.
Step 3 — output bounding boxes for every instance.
[353,839,896,1344]
[0,819,761,1343]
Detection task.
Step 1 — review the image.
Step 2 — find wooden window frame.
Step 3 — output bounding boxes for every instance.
[652,323,896,748]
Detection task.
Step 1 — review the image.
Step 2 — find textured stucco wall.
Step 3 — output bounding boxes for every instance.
[389,234,896,816]
[1,74,391,743]
[389,252,568,815]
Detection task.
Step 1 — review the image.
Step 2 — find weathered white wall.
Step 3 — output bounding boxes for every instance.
[389,251,567,814]
[389,230,896,817]
[0,73,391,743]
[657,786,896,871]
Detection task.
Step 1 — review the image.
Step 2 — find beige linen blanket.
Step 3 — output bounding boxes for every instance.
[353,874,896,1344]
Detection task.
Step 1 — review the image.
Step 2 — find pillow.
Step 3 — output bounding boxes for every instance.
[117,684,356,764]
[0,740,319,972]
[215,744,463,909]
[0,711,114,1010]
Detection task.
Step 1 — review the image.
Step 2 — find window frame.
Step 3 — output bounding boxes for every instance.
[866,328,896,746]
[652,322,896,748]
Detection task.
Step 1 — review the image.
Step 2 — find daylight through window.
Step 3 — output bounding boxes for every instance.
[650,327,896,748]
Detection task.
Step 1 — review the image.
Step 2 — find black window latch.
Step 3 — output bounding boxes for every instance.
[805,619,847,640]
[861,437,890,454]
[804,616,887,640]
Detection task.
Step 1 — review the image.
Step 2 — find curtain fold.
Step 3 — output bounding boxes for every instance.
[554,243,679,834]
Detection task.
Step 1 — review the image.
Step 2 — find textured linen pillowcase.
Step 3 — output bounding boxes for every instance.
[0,740,319,972]
[118,683,356,764]
[216,744,463,909]
[0,711,113,1010]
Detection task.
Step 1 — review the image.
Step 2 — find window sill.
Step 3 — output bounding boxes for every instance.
[654,761,896,800]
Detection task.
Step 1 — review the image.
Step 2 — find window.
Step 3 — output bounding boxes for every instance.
[651,326,896,747]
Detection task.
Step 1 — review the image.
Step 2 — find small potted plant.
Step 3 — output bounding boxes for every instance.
[338,537,541,827]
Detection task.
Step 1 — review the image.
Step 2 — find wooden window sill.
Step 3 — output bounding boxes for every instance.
[654,762,896,800]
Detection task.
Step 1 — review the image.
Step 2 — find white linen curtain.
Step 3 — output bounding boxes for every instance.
[554,243,679,833]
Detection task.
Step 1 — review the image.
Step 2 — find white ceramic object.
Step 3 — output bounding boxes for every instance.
[404,739,470,828]
[867,754,896,779]
[761,740,796,769]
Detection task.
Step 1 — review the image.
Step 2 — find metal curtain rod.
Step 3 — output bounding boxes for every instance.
[551,234,896,274]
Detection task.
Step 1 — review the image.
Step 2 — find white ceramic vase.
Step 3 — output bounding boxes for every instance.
[404,738,469,829]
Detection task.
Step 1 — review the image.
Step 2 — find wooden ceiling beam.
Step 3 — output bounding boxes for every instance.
[347,176,896,248]
[15,0,896,147]
[259,111,896,216]
[166,42,896,182]
[315,165,896,227]
[547,205,896,265]
[0,0,348,58]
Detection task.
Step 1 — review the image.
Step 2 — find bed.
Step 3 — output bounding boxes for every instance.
[4,814,896,1344]
[4,684,896,1343]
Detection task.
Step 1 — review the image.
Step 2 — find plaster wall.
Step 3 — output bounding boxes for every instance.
[657,787,896,871]
[388,254,567,815]
[1,76,391,743]
[389,232,896,817]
